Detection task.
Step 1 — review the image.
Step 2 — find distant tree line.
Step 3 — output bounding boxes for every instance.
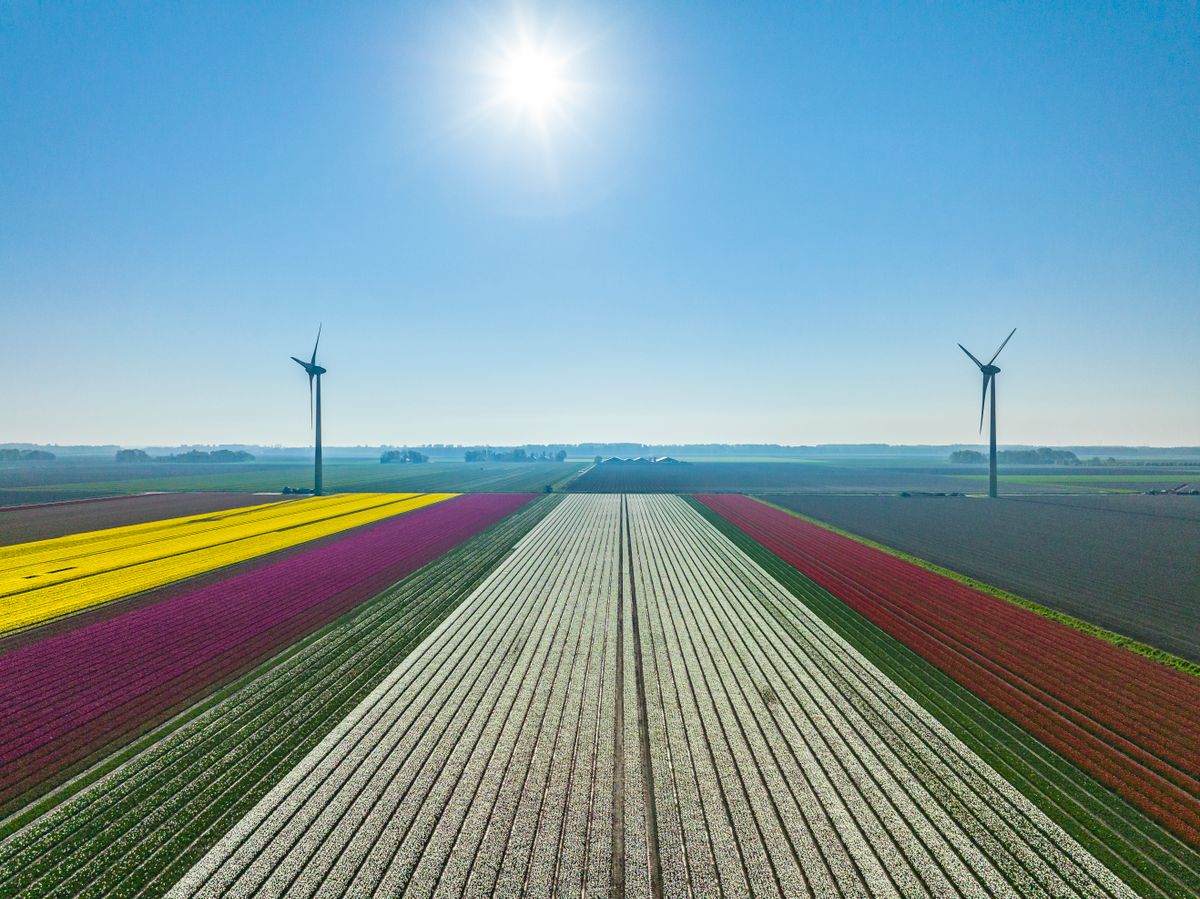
[115,449,254,463]
[949,450,986,463]
[381,449,428,464]
[0,449,55,461]
[950,448,1080,465]
[464,448,567,463]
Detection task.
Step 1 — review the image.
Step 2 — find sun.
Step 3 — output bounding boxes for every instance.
[497,43,571,121]
[455,6,603,178]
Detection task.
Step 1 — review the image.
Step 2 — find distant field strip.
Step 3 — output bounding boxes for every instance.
[699,494,1200,852]
[0,493,452,634]
[173,495,1128,897]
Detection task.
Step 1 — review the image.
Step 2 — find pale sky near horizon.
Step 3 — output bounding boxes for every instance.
[3,2,1197,447]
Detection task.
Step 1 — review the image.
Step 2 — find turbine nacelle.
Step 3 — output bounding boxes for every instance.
[291,359,326,377]
[958,328,1014,374]
[290,357,326,377]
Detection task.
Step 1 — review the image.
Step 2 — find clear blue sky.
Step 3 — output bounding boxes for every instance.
[3,1,1197,447]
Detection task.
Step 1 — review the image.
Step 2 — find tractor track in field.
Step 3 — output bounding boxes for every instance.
[610,504,627,896]
[623,494,664,899]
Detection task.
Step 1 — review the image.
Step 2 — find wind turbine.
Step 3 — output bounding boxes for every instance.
[959,328,1015,499]
[291,326,327,496]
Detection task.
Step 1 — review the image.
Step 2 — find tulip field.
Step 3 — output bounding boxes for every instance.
[0,493,453,635]
[0,493,520,809]
[695,495,1200,849]
[754,492,1200,663]
[0,494,555,896]
[0,490,1197,896]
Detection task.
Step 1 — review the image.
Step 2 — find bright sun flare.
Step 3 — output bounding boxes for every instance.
[497,45,570,119]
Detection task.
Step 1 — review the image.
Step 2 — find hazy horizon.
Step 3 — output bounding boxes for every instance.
[4,3,1197,447]
[8,440,1200,457]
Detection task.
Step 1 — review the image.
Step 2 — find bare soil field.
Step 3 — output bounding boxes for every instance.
[762,494,1200,662]
[0,493,287,547]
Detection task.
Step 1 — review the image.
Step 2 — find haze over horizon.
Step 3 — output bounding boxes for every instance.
[3,2,1197,447]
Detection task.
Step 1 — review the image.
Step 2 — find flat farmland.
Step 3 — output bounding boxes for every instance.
[570,461,975,494]
[624,496,1128,897]
[0,460,585,506]
[952,471,1200,492]
[701,495,1200,852]
[761,493,1200,662]
[0,494,526,811]
[0,494,452,636]
[171,495,1139,897]
[2,492,1196,897]
[0,496,556,897]
[567,460,1195,494]
[169,493,626,898]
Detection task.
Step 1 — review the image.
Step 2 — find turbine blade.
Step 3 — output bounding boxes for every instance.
[308,372,314,428]
[291,356,308,369]
[987,327,1016,366]
[959,344,985,369]
[310,323,322,367]
[979,375,989,433]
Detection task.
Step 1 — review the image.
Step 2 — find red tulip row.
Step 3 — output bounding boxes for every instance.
[0,493,532,808]
[697,494,1200,849]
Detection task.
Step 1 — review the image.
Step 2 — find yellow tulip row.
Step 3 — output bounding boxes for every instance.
[0,492,455,635]
[0,494,372,571]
